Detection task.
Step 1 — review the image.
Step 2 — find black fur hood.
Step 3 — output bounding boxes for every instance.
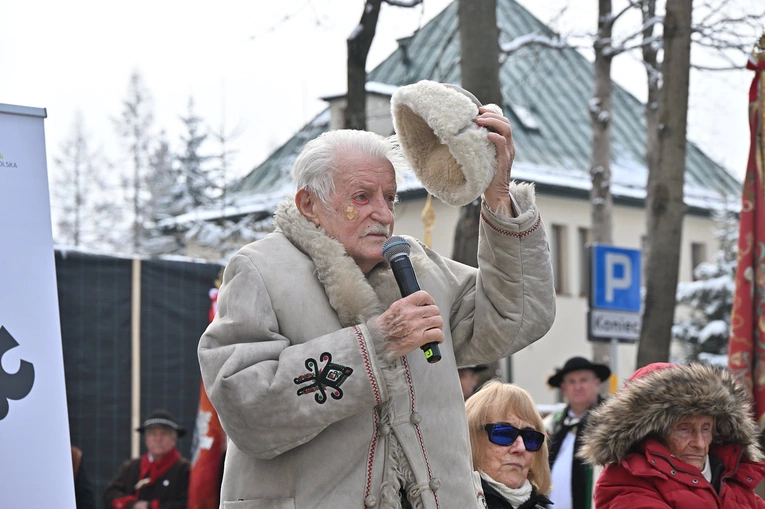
[578,363,763,466]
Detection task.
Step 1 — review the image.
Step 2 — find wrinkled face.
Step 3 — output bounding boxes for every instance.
[560,369,601,412]
[666,415,713,471]
[306,153,397,274]
[479,411,535,489]
[144,425,178,460]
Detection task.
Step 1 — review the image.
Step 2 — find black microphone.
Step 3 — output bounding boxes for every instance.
[382,236,442,364]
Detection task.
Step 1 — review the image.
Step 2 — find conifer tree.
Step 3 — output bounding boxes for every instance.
[52,111,118,250]
[672,207,738,362]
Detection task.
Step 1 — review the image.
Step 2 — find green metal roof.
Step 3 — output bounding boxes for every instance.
[176,0,740,225]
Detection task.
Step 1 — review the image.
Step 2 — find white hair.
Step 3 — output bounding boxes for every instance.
[291,130,408,203]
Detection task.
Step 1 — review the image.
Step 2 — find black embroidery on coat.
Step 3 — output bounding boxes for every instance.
[294,352,353,404]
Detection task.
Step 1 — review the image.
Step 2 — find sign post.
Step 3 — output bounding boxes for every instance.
[588,244,642,391]
[0,103,75,508]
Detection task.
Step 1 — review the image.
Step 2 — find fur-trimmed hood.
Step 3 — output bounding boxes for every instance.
[579,363,764,466]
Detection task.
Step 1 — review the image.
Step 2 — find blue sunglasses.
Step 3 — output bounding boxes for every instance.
[483,423,545,452]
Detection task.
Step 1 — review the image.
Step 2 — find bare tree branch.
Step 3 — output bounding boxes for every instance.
[690,63,747,70]
[611,0,643,26]
[608,33,663,57]
[498,30,582,62]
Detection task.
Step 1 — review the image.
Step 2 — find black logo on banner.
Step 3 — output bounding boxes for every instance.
[0,326,35,420]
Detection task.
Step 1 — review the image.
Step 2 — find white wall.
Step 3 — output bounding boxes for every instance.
[390,190,718,405]
[327,94,395,135]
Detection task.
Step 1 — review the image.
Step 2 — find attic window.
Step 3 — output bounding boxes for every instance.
[508,103,540,131]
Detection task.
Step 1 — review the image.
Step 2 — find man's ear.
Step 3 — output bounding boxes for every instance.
[296,188,321,227]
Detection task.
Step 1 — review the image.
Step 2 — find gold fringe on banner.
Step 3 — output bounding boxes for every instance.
[758,35,765,188]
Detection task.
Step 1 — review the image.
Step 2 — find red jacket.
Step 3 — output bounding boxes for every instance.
[595,438,765,508]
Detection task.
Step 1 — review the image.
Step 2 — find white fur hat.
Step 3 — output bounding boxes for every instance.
[391,80,501,207]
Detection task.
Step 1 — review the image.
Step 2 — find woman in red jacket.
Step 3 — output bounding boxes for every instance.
[579,362,765,508]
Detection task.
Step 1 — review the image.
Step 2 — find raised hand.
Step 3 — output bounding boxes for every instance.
[475,107,516,213]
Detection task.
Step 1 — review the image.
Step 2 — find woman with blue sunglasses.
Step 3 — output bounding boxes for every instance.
[467,380,552,509]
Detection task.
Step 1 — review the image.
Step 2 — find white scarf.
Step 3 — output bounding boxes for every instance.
[480,470,532,508]
[701,454,712,482]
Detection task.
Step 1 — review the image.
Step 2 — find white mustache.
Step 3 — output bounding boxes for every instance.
[363,223,390,237]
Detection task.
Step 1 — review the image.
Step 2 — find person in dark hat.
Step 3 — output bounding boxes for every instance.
[543,356,610,509]
[458,364,489,400]
[103,409,191,509]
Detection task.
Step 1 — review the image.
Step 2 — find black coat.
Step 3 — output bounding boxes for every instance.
[547,398,605,509]
[482,480,552,509]
[103,454,190,509]
[74,461,97,509]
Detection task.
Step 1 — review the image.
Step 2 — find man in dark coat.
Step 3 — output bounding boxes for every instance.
[104,409,190,509]
[458,364,489,400]
[544,356,611,509]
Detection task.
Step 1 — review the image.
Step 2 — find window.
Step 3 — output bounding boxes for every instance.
[550,224,568,294]
[691,242,707,280]
[578,228,591,297]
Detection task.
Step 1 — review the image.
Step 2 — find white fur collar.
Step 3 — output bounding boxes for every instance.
[273,199,402,327]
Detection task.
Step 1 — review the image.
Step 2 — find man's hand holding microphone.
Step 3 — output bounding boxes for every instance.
[366,236,444,363]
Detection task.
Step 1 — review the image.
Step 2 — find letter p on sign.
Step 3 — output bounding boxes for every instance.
[605,253,632,302]
[592,245,641,312]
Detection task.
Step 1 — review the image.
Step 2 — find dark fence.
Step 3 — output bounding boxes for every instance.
[56,249,223,505]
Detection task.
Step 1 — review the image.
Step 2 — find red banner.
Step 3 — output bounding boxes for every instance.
[188,287,226,509]
[728,55,765,429]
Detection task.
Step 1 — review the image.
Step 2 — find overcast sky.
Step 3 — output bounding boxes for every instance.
[1,0,761,185]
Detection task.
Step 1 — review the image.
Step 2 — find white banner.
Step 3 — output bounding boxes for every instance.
[0,104,75,508]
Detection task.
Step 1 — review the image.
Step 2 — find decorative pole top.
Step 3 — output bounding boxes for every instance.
[756,34,765,62]
[421,194,436,249]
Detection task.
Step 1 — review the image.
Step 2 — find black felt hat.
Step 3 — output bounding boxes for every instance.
[547,357,611,388]
[136,409,187,438]
[458,364,489,373]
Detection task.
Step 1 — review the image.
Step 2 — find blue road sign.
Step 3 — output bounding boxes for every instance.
[591,244,641,312]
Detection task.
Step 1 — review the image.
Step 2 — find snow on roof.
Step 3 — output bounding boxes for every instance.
[320,81,401,101]
[512,160,739,212]
[161,152,737,230]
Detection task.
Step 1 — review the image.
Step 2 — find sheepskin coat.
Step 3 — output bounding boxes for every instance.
[579,363,765,509]
[198,185,554,509]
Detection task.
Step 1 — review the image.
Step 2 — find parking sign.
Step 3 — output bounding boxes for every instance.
[591,245,641,311]
[589,244,642,342]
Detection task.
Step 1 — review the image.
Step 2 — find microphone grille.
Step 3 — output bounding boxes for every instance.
[382,236,411,263]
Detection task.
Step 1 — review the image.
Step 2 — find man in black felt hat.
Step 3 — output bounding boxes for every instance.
[103,409,191,509]
[457,364,489,400]
[543,357,610,509]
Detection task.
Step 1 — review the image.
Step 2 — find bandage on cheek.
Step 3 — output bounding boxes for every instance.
[344,205,358,221]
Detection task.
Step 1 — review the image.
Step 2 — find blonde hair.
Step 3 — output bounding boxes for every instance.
[465,379,551,495]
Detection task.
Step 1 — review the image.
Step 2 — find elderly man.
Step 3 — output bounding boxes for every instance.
[458,364,489,401]
[103,409,190,509]
[580,363,765,508]
[199,107,554,508]
[544,356,611,509]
